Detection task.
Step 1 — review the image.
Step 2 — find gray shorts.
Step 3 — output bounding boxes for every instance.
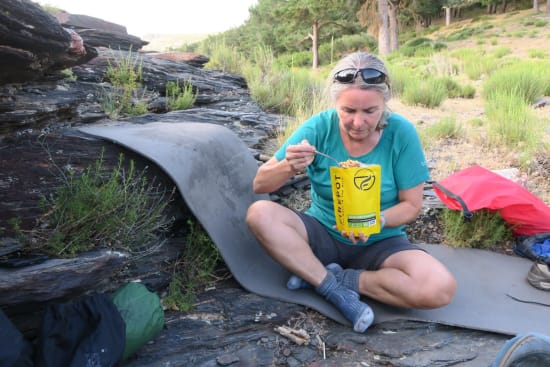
[295,211,424,270]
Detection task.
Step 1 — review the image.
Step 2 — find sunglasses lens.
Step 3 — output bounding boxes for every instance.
[360,69,386,84]
[334,69,357,83]
[333,68,386,84]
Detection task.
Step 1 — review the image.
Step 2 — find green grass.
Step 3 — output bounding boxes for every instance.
[484,89,542,160]
[163,219,223,311]
[441,209,514,249]
[27,152,174,257]
[102,48,149,118]
[165,80,196,111]
[402,77,448,108]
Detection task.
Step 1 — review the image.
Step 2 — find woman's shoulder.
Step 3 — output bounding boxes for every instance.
[386,112,418,133]
[387,112,414,125]
[309,108,337,121]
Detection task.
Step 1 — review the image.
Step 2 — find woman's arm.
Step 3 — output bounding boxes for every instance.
[252,142,315,194]
[382,183,424,227]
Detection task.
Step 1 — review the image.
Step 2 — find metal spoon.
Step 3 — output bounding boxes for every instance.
[314,150,341,166]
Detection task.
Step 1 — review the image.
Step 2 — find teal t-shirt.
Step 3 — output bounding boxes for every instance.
[275,109,430,246]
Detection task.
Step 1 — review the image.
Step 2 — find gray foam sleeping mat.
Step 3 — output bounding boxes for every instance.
[79,122,550,336]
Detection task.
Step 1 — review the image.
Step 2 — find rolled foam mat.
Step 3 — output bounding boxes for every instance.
[79,122,550,336]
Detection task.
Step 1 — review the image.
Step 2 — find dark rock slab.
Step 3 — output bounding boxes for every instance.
[0,0,97,84]
[52,11,148,51]
[0,249,126,306]
[122,278,510,367]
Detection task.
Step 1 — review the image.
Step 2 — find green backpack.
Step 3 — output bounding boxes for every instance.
[111,282,165,360]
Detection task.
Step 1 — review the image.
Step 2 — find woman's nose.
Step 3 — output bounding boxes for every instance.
[353,113,367,127]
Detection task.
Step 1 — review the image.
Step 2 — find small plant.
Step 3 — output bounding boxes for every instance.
[528,49,548,59]
[440,209,514,249]
[492,47,511,58]
[165,80,196,111]
[424,116,463,140]
[102,48,149,118]
[61,68,77,81]
[402,77,447,108]
[27,152,174,257]
[163,219,223,311]
[484,89,541,152]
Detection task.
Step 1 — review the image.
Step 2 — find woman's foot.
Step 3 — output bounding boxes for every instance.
[316,272,374,333]
[287,263,362,294]
[286,263,343,290]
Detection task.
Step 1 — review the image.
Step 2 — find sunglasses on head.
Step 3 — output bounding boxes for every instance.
[333,68,387,85]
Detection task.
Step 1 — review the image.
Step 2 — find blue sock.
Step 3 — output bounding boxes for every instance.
[315,272,374,333]
[286,263,344,290]
[330,265,362,294]
[286,263,362,294]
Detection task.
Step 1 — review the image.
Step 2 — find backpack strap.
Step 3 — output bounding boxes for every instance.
[432,181,473,221]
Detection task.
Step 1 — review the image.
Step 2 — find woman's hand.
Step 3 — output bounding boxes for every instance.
[335,226,370,245]
[285,139,316,174]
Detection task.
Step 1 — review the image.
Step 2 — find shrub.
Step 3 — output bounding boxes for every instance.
[165,80,196,111]
[484,88,542,153]
[399,37,447,57]
[482,61,550,104]
[28,152,174,257]
[402,77,447,108]
[441,209,514,249]
[460,84,476,98]
[424,116,463,140]
[103,48,148,118]
[163,219,223,311]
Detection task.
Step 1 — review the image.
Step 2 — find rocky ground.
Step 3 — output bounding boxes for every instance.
[121,179,517,367]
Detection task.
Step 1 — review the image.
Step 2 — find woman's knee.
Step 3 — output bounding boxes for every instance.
[246,200,276,229]
[415,273,457,308]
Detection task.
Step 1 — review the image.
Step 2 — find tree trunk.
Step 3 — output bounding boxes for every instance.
[378,0,390,55]
[388,1,399,52]
[445,7,451,26]
[534,0,540,12]
[311,20,319,69]
[547,0,550,14]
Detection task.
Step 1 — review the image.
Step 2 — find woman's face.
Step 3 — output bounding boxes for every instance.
[335,88,385,142]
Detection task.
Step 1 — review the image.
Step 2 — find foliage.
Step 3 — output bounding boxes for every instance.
[163,219,223,312]
[440,209,514,249]
[424,116,463,140]
[61,68,77,81]
[461,53,500,80]
[483,61,550,103]
[491,46,512,58]
[402,77,448,108]
[399,37,447,57]
[484,89,542,157]
[102,48,149,118]
[199,39,249,74]
[528,48,548,59]
[27,152,174,258]
[165,80,196,111]
[318,33,378,65]
[444,23,493,41]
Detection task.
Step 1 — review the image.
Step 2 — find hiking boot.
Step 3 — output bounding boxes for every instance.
[527,261,550,291]
[491,332,550,367]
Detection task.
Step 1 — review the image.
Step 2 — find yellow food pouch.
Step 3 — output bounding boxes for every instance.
[330,164,382,236]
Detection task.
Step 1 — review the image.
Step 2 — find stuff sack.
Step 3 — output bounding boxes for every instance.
[514,232,550,265]
[0,308,33,367]
[111,282,165,360]
[491,332,550,366]
[34,293,125,367]
[433,165,550,236]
